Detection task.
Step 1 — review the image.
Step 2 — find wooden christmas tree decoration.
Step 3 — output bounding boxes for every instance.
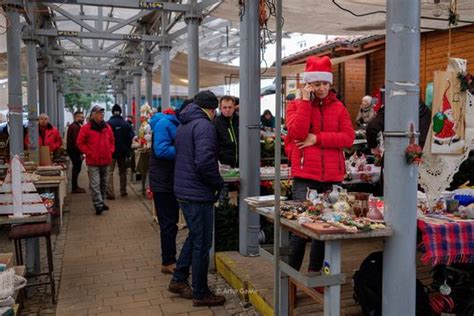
[0,156,48,217]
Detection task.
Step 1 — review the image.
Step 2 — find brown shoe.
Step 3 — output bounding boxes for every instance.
[106,195,115,200]
[121,192,128,197]
[72,188,86,194]
[193,292,226,307]
[161,264,176,274]
[168,280,193,299]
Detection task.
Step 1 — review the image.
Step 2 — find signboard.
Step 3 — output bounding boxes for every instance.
[138,1,164,9]
[58,31,79,37]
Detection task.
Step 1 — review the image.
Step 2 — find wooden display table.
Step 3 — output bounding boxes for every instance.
[248,204,392,316]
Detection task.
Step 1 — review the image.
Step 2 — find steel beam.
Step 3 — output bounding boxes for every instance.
[34,0,189,11]
[382,1,420,315]
[196,0,220,11]
[49,4,98,33]
[5,5,24,158]
[53,48,137,60]
[102,41,126,53]
[34,29,161,42]
[57,73,128,80]
[48,64,140,71]
[53,15,125,24]
[107,11,149,33]
[238,0,261,256]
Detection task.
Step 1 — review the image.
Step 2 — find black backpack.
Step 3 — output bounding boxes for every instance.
[352,251,430,316]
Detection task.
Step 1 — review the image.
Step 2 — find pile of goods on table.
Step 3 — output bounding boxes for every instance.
[279,185,386,234]
[344,152,381,184]
[417,184,474,220]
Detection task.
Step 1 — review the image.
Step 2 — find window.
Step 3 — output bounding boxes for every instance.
[297,40,307,49]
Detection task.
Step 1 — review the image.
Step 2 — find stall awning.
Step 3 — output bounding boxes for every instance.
[211,0,474,35]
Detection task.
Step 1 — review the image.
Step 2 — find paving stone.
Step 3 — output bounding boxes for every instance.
[0,172,256,315]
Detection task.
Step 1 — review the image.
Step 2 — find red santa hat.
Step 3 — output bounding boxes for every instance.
[303,56,333,84]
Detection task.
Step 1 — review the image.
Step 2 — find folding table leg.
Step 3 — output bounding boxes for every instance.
[323,240,341,316]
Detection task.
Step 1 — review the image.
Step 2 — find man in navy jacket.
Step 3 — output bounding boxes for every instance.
[168,91,225,307]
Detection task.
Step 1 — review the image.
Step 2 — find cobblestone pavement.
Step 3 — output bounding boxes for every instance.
[51,172,257,316]
[0,196,69,315]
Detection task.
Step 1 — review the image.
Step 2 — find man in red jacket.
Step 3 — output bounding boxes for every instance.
[77,106,115,215]
[38,113,62,155]
[285,56,355,275]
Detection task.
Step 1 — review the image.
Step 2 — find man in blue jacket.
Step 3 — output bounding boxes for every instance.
[106,104,134,199]
[149,100,192,277]
[168,91,225,307]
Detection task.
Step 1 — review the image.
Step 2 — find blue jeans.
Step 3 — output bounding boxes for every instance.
[172,200,214,299]
[153,192,179,266]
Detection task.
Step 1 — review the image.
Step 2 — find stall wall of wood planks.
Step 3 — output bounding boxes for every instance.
[283,24,474,125]
[369,24,474,104]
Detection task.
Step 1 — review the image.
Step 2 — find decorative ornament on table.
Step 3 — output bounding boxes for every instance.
[405,124,423,165]
[328,185,343,204]
[137,103,153,149]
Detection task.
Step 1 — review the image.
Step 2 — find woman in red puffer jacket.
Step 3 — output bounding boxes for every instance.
[284,56,355,274]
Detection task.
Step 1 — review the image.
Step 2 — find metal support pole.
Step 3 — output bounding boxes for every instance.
[117,92,123,105]
[273,0,287,313]
[160,13,171,110]
[126,80,133,118]
[25,36,40,163]
[52,79,58,127]
[57,88,64,135]
[238,0,261,256]
[185,0,201,97]
[5,4,24,157]
[38,64,46,115]
[133,73,141,134]
[382,1,420,315]
[45,71,54,118]
[144,43,153,107]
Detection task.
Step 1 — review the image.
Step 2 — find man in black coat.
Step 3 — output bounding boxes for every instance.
[106,104,134,199]
[67,111,85,193]
[366,101,431,151]
[366,101,431,195]
[213,96,239,167]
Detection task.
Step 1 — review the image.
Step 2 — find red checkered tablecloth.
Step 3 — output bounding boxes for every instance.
[417,218,474,266]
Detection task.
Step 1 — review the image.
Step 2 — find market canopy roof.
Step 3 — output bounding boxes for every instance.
[212,0,474,35]
[153,49,379,88]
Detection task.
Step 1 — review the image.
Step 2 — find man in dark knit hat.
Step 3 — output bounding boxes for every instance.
[168,90,225,307]
[106,104,134,199]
